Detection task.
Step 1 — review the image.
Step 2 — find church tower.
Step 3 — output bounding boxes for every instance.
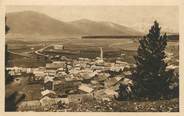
[100,47,103,62]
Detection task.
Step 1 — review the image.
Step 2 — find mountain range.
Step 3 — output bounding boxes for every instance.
[6,11,144,40]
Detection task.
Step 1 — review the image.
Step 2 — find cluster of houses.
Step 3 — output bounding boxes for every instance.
[6,49,178,111]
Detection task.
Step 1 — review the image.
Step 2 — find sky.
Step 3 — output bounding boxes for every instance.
[6,6,179,33]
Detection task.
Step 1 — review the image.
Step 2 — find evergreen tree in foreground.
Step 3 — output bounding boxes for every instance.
[133,21,173,100]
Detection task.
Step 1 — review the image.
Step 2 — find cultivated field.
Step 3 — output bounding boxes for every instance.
[6,38,179,67]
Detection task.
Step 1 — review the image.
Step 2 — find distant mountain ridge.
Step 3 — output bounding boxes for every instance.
[6,11,144,40]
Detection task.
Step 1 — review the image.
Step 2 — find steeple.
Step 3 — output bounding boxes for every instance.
[100,47,103,62]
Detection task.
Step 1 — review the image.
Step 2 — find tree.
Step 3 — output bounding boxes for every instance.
[5,16,9,66]
[116,83,131,100]
[5,17,13,84]
[133,21,173,100]
[5,16,10,34]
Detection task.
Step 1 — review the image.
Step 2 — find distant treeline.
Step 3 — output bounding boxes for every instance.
[82,34,179,41]
[167,34,179,41]
[82,35,143,39]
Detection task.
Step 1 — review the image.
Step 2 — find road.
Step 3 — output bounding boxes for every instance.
[8,50,31,58]
[34,44,54,57]
[8,44,53,58]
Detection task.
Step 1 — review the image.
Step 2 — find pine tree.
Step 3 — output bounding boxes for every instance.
[133,21,173,100]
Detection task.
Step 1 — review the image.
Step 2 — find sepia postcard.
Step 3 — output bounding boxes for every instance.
[0,0,184,115]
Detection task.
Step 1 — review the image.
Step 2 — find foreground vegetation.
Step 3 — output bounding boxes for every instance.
[40,98,179,112]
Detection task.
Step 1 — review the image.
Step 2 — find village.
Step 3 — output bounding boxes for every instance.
[5,45,179,112]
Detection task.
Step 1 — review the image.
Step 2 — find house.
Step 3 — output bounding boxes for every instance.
[53,80,64,86]
[78,84,94,93]
[46,70,56,76]
[26,68,32,73]
[79,71,97,82]
[115,61,128,66]
[40,96,69,106]
[54,44,64,50]
[40,96,52,106]
[46,61,66,76]
[94,73,109,82]
[7,67,22,76]
[44,75,54,90]
[123,71,132,77]
[91,65,105,72]
[44,81,53,90]
[7,66,22,73]
[8,70,21,76]
[104,76,124,88]
[103,62,115,68]
[70,68,80,74]
[17,100,41,111]
[34,71,45,77]
[55,71,67,80]
[104,88,118,97]
[57,67,64,72]
[33,70,46,80]
[44,75,54,83]
[54,80,81,94]
[41,89,56,98]
[110,65,124,72]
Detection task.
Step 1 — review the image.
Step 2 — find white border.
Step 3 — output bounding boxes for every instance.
[0,0,183,116]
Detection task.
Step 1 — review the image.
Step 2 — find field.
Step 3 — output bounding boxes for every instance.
[6,38,179,67]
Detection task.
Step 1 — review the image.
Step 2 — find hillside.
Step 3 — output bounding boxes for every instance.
[70,19,142,36]
[6,11,143,40]
[6,11,84,38]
